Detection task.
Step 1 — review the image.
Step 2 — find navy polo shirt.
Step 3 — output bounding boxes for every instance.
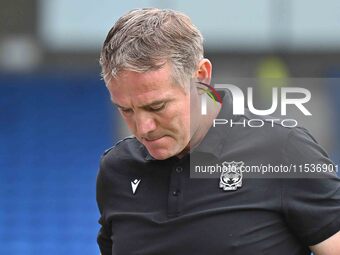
[96,91,340,255]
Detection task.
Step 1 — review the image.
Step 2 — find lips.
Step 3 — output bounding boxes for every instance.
[144,136,163,142]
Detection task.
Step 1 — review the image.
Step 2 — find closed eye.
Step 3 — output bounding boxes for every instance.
[120,107,133,114]
[147,103,166,112]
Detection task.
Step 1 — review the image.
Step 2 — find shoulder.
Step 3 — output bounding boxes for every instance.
[226,112,294,153]
[228,110,330,164]
[102,135,138,158]
[98,135,145,176]
[281,126,331,165]
[243,109,321,147]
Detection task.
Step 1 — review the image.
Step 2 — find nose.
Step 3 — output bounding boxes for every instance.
[135,112,157,137]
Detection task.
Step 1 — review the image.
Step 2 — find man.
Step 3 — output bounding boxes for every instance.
[97,8,340,255]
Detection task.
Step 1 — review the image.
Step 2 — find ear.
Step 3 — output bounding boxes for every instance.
[196,59,212,84]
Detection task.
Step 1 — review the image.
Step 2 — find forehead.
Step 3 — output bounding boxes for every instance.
[107,64,184,104]
[119,66,171,89]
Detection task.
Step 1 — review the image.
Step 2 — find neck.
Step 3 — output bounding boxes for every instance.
[177,98,221,158]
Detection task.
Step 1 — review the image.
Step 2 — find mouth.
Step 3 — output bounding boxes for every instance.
[144,136,164,142]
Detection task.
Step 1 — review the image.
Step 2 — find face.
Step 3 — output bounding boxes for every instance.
[107,63,201,160]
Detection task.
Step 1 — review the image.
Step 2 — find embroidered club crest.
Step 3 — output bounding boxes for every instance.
[219,161,243,191]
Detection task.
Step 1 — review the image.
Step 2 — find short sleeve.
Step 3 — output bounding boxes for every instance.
[97,218,113,255]
[96,158,113,255]
[281,127,340,246]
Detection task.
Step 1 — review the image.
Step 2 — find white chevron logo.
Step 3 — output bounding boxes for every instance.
[131,179,141,194]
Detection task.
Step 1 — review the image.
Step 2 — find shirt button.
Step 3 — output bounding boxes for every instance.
[175,166,183,173]
[172,189,181,196]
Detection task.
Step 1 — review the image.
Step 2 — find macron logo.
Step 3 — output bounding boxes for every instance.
[131,179,141,195]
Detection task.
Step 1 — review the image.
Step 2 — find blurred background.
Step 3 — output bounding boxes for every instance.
[0,0,339,254]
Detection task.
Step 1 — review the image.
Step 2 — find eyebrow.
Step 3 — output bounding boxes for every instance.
[112,99,172,110]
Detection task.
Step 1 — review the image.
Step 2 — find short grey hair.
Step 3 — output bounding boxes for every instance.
[99,8,204,85]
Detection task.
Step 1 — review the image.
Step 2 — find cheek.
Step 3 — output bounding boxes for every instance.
[171,101,191,138]
[157,104,186,133]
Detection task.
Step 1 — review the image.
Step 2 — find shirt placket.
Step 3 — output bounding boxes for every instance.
[167,160,186,218]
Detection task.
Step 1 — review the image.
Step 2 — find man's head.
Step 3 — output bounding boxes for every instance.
[100,8,213,160]
[100,8,204,85]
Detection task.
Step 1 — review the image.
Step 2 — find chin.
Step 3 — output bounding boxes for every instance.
[144,135,189,160]
[147,144,183,160]
[148,149,175,160]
